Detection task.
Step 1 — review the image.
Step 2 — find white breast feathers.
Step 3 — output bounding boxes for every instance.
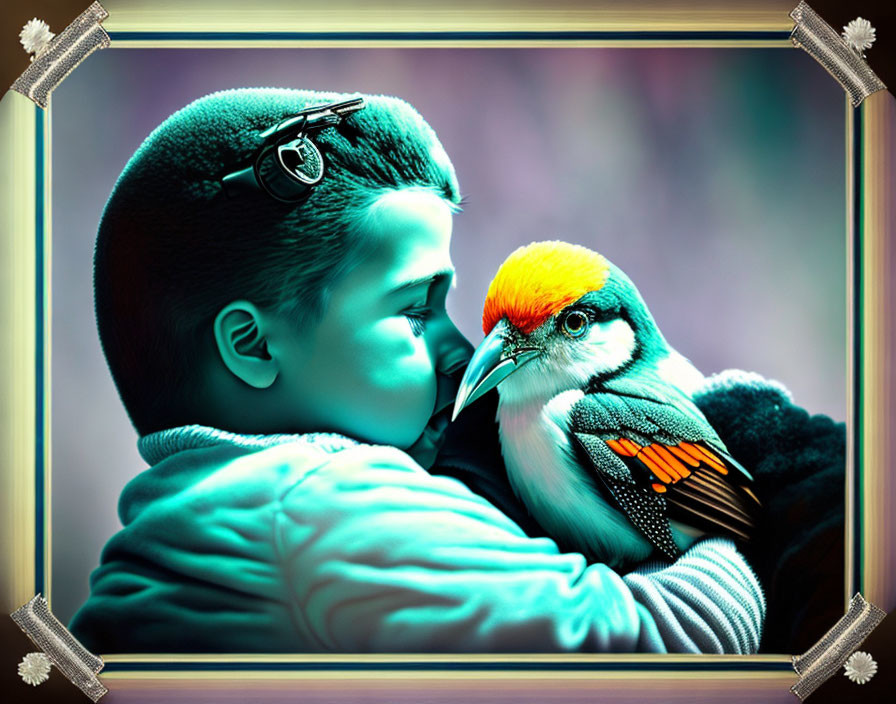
[496,389,653,567]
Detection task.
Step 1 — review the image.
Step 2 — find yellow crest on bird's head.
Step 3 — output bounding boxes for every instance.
[482,241,610,335]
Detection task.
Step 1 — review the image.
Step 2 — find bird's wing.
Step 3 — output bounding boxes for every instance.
[572,430,681,561]
[569,388,759,545]
[592,372,754,481]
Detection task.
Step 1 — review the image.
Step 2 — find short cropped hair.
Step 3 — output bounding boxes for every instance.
[95,88,461,435]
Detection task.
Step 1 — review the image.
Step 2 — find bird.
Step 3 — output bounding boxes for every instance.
[453,241,759,569]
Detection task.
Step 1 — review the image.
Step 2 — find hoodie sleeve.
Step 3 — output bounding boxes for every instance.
[277,444,764,653]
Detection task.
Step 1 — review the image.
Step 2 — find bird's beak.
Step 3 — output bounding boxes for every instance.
[452,319,541,420]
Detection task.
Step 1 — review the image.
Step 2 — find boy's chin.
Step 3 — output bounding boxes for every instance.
[405,407,452,469]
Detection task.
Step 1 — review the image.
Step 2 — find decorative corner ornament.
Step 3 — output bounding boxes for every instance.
[10,2,111,109]
[843,651,878,685]
[790,593,886,700]
[789,2,886,107]
[10,595,107,701]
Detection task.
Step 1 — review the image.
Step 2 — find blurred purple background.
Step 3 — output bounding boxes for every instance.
[50,47,845,623]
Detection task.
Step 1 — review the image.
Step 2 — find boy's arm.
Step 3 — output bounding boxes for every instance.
[278,445,764,653]
[436,370,846,654]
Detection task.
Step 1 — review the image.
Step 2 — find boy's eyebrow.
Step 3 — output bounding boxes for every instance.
[387,268,456,296]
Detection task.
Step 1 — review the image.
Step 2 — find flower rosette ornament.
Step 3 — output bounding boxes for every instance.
[843,651,878,685]
[842,17,876,58]
[18,652,51,686]
[18,18,55,61]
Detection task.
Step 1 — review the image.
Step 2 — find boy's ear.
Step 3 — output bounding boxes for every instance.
[213,301,278,389]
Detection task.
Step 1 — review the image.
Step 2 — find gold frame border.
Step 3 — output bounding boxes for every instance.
[0,91,38,614]
[857,90,896,610]
[2,0,894,698]
[99,0,798,34]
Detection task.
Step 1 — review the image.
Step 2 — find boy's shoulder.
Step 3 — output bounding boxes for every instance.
[118,424,521,576]
[125,425,428,522]
[71,426,449,651]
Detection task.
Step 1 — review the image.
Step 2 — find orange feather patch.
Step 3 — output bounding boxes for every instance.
[641,446,678,481]
[668,445,701,467]
[605,439,628,456]
[605,438,728,484]
[619,438,642,455]
[681,442,728,474]
[482,241,610,335]
[653,445,690,478]
[678,442,709,463]
[637,447,674,484]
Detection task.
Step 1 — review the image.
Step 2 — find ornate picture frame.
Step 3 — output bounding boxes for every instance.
[2,1,893,701]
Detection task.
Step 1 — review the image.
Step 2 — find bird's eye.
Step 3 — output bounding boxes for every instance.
[562,310,589,338]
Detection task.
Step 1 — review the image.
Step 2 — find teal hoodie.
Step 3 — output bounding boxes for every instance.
[70,426,763,653]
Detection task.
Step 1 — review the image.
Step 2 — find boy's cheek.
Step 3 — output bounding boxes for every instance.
[359,319,433,375]
[367,350,436,401]
[351,318,436,391]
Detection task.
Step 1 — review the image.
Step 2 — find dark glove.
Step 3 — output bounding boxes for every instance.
[430,387,547,539]
[694,373,845,654]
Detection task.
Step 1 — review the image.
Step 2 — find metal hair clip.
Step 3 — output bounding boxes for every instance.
[222,96,366,203]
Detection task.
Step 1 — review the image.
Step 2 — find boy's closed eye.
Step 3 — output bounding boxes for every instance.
[404,304,432,337]
[396,272,454,337]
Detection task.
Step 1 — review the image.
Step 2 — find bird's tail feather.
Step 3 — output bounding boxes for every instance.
[665,465,757,542]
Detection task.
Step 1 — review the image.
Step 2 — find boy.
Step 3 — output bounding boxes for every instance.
[70,88,764,653]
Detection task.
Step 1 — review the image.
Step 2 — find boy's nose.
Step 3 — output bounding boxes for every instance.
[435,320,473,375]
[432,320,474,414]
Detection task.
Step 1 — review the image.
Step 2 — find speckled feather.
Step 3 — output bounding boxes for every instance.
[573,432,680,559]
[569,371,756,559]
[573,371,732,452]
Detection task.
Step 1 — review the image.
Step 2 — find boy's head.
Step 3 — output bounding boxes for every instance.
[95,88,471,461]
